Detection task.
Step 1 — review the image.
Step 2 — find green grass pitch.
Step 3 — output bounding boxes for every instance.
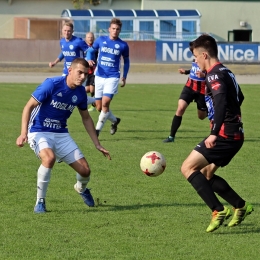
[0,83,259,260]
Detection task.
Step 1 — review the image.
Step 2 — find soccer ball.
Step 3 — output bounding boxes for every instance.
[140,151,166,177]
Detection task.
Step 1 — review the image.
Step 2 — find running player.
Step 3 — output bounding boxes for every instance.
[180,34,253,232]
[163,55,207,143]
[86,18,130,136]
[16,58,111,213]
[49,22,88,75]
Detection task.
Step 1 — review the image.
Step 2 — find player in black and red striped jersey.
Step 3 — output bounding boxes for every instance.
[163,56,208,143]
[181,34,253,233]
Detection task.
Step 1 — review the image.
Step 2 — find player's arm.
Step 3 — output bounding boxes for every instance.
[78,108,111,160]
[238,85,244,106]
[179,68,190,75]
[121,56,130,87]
[16,97,40,147]
[49,52,64,68]
[86,47,97,67]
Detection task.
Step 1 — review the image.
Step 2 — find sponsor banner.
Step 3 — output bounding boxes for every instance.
[156,41,260,63]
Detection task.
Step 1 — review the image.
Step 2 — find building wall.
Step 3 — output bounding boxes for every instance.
[0,39,155,63]
[0,0,260,41]
[142,1,260,41]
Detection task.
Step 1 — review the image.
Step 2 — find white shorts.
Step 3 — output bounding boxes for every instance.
[95,76,120,99]
[27,132,84,164]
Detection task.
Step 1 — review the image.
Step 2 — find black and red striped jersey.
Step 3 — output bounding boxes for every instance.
[206,62,244,140]
[185,61,206,94]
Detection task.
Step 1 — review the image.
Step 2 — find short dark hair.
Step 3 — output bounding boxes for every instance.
[191,34,218,58]
[110,18,122,28]
[71,58,89,69]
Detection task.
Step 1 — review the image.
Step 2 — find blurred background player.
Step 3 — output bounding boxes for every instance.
[87,18,130,136]
[49,22,89,75]
[16,58,111,213]
[49,22,95,106]
[85,32,97,112]
[163,55,207,143]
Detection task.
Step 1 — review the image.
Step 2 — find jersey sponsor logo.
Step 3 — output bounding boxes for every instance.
[101,46,120,55]
[207,74,219,82]
[101,56,114,62]
[62,51,76,57]
[100,61,114,67]
[211,81,221,90]
[43,118,62,129]
[50,99,75,112]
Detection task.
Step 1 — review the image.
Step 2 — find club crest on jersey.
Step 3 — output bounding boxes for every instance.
[72,95,78,103]
[69,45,74,50]
[115,44,120,49]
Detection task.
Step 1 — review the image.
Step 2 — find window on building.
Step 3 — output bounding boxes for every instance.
[95,21,110,33]
[73,20,90,37]
[160,20,176,39]
[182,21,196,33]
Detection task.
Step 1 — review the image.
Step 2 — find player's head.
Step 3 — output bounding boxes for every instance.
[191,34,218,70]
[108,18,122,40]
[192,34,218,58]
[85,32,95,45]
[62,22,74,40]
[68,58,89,87]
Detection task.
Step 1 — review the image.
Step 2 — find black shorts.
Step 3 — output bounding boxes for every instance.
[194,136,244,167]
[179,86,207,111]
[86,74,95,86]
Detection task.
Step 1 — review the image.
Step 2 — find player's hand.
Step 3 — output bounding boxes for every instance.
[204,135,217,148]
[16,135,28,147]
[87,60,95,67]
[49,62,55,68]
[96,145,111,160]
[120,77,126,87]
[178,68,185,74]
[196,71,205,78]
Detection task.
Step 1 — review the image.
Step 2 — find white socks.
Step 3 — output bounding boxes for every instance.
[36,164,51,204]
[108,110,117,123]
[75,173,90,193]
[96,110,110,131]
[96,110,117,132]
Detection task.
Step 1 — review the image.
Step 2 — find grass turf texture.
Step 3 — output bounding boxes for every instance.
[0,83,259,260]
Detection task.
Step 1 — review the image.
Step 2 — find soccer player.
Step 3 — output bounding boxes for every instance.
[49,22,88,76]
[85,32,97,112]
[48,22,95,106]
[86,18,130,136]
[16,58,111,213]
[163,54,207,143]
[180,34,253,232]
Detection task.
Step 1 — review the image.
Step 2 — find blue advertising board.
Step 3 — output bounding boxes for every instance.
[156,41,260,63]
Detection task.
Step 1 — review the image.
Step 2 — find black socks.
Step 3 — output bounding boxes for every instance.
[170,115,182,137]
[188,171,224,212]
[209,175,245,208]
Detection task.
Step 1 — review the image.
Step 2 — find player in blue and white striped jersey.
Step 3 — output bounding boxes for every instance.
[16,58,111,214]
[87,18,130,137]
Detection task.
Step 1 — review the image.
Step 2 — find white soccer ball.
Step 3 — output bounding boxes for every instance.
[140,151,166,177]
